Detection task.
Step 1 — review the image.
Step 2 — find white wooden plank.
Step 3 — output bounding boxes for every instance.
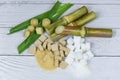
[0,28,119,56]
[0,56,119,80]
[0,4,120,28]
[0,0,120,4]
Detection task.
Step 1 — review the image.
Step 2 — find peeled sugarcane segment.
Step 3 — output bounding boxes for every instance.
[30,18,39,27]
[47,6,88,35]
[42,18,51,28]
[24,30,30,38]
[28,25,35,32]
[36,27,44,35]
[85,27,112,37]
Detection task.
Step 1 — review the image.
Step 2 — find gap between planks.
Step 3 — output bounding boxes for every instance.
[0,55,120,57]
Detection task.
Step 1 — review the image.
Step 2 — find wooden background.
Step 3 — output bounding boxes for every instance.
[0,0,120,80]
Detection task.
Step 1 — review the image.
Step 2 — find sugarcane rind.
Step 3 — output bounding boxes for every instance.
[80,27,86,37]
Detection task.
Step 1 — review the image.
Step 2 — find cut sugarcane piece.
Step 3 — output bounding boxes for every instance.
[50,11,96,41]
[28,25,35,32]
[68,11,96,26]
[30,18,39,27]
[55,25,112,37]
[55,26,86,37]
[42,18,51,28]
[86,27,112,37]
[47,6,88,35]
[24,30,31,38]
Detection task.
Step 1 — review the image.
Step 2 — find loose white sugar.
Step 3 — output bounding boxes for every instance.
[65,36,94,77]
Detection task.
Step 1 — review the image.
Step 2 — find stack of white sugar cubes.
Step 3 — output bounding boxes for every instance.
[65,36,94,76]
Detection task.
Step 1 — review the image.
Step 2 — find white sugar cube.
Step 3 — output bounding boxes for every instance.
[67,45,75,51]
[80,43,86,52]
[73,36,81,45]
[80,59,88,66]
[65,53,74,65]
[67,37,74,45]
[85,42,91,51]
[74,52,83,60]
[81,38,85,43]
[74,48,83,53]
[86,51,94,60]
[83,54,89,60]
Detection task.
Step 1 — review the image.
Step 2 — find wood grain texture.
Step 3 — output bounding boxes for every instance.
[0,28,119,56]
[0,0,120,4]
[0,0,119,79]
[0,56,119,80]
[0,4,120,28]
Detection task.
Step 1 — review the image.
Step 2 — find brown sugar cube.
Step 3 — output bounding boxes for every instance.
[46,38,53,44]
[39,35,47,42]
[58,56,63,61]
[60,50,65,58]
[59,61,68,69]
[51,44,58,51]
[43,41,48,49]
[38,45,44,51]
[59,39,66,46]
[58,44,63,50]
[47,43,52,50]
[29,46,36,54]
[34,40,42,47]
[54,51,60,56]
[55,59,59,67]
[64,48,70,56]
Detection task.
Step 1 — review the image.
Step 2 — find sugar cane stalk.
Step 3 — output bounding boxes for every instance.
[51,11,96,41]
[46,6,88,35]
[55,26,112,37]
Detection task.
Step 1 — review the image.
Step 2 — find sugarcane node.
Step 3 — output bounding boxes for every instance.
[85,27,112,37]
[47,6,88,35]
[55,26,65,34]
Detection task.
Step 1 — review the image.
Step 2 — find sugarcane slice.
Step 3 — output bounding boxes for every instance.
[35,49,56,71]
